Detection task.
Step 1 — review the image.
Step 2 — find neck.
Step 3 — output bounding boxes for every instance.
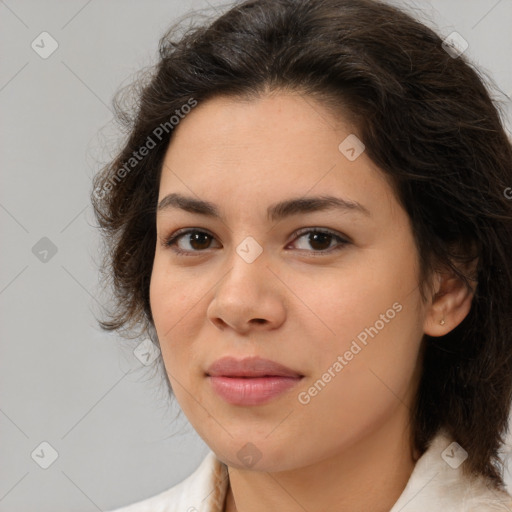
[223,412,417,512]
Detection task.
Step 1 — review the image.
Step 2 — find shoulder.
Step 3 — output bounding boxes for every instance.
[105,451,228,512]
[390,431,512,512]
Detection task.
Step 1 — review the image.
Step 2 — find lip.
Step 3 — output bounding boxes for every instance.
[206,356,303,378]
[206,356,304,406]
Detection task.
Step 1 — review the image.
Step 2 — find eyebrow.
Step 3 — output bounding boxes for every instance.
[157,192,371,222]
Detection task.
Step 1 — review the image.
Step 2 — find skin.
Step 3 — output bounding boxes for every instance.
[149,91,475,512]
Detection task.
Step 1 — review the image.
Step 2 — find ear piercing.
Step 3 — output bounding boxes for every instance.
[440,317,446,326]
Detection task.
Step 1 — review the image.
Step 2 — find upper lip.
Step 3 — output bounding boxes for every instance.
[206,356,303,378]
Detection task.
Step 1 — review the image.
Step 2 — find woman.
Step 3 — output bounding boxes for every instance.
[93,0,512,510]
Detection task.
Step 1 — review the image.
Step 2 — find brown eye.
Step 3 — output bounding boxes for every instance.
[308,232,333,251]
[291,229,349,253]
[187,231,213,250]
[164,229,220,255]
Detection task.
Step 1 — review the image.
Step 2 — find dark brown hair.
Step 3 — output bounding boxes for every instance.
[91,0,512,486]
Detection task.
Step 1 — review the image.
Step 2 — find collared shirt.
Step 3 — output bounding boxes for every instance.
[107,432,512,511]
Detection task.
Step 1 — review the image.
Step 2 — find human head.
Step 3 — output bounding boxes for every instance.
[92,0,512,485]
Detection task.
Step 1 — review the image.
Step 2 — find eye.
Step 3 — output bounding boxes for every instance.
[163,229,220,255]
[288,228,349,253]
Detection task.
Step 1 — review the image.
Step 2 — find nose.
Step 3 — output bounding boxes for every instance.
[206,251,286,334]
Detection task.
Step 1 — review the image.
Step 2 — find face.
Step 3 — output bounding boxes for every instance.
[150,91,429,472]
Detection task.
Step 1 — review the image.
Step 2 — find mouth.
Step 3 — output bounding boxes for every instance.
[206,355,303,378]
[206,356,304,406]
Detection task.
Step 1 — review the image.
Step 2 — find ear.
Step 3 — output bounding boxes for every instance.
[423,262,478,337]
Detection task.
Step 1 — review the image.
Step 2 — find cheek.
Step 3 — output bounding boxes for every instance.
[295,248,418,340]
[149,270,198,411]
[149,258,189,360]
[293,238,423,387]
[149,255,212,381]
[149,254,199,329]
[293,290,423,449]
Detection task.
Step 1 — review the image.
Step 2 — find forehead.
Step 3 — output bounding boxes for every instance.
[166,91,347,159]
[158,92,399,222]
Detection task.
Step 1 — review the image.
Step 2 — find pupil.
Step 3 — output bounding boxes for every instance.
[191,232,210,250]
[309,232,331,250]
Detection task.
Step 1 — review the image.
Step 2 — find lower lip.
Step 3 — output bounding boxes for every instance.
[208,375,303,406]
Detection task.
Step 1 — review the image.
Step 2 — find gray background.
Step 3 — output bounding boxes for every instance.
[1,1,511,510]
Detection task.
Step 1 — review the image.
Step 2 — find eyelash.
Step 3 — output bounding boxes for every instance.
[162,227,350,257]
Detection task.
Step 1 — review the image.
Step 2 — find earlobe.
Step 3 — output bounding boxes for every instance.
[423,271,477,337]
